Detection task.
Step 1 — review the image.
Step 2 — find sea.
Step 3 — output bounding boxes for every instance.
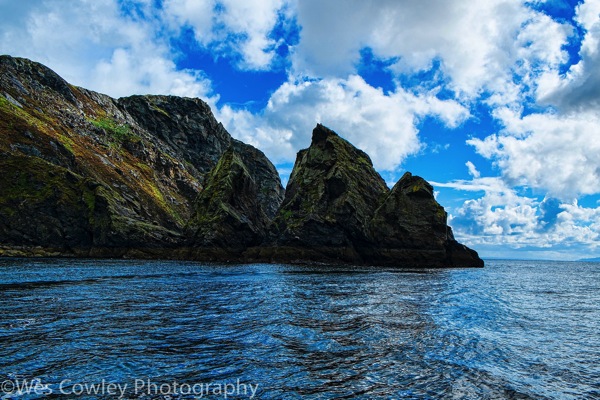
[0,259,598,399]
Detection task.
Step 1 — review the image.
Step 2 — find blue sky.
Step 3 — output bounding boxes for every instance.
[1,0,600,260]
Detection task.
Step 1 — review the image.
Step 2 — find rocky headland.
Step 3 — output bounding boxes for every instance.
[0,55,483,267]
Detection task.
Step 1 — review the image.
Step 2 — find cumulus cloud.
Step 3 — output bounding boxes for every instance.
[218,75,470,170]
[90,48,213,98]
[536,0,600,111]
[292,0,570,101]
[434,176,536,235]
[556,201,600,248]
[468,108,600,199]
[437,176,600,252]
[164,0,286,70]
[0,0,213,98]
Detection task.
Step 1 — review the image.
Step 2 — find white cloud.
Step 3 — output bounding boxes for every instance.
[556,201,600,248]
[438,176,600,253]
[218,75,470,170]
[90,48,212,98]
[466,161,481,178]
[438,176,540,241]
[292,0,571,102]
[536,0,600,111]
[468,108,600,199]
[162,0,214,40]
[164,0,286,70]
[0,0,213,98]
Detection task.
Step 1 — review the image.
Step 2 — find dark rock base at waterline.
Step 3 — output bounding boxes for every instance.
[0,244,484,268]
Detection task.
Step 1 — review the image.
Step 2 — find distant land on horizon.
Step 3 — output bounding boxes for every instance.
[484,257,600,263]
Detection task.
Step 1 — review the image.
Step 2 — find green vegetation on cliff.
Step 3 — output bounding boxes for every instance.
[89,117,140,145]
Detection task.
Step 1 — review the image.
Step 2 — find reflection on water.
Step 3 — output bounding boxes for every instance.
[0,259,599,399]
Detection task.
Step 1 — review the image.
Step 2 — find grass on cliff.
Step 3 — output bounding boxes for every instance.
[0,95,77,157]
[1,83,194,238]
[90,117,140,145]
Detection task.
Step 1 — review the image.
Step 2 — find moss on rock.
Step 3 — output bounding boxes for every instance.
[267,124,389,261]
[188,142,283,253]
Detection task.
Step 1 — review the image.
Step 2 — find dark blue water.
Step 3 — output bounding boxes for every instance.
[0,259,598,399]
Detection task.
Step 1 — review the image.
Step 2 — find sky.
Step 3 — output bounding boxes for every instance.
[1,0,600,261]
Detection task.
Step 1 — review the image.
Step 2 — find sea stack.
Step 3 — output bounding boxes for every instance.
[256,124,484,267]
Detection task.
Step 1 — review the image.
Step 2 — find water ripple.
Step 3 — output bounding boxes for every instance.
[0,259,599,399]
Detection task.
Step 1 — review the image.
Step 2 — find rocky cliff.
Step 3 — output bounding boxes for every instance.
[0,55,482,267]
[257,125,483,267]
[187,140,284,259]
[257,124,389,261]
[0,55,282,258]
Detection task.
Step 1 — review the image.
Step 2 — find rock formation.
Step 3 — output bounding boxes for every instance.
[258,124,388,261]
[367,172,482,267]
[187,141,284,259]
[0,55,482,267]
[258,125,483,267]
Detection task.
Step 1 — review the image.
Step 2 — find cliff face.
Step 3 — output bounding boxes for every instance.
[0,55,482,267]
[187,141,284,258]
[117,95,231,177]
[0,55,282,257]
[368,172,482,267]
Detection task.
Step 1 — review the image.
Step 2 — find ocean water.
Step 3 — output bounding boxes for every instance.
[0,259,598,399]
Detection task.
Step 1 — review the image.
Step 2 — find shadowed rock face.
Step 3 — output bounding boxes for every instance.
[117,95,231,177]
[264,124,389,261]
[367,172,483,267]
[187,141,284,257]
[0,55,482,267]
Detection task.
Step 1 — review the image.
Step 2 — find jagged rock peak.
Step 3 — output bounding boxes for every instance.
[0,55,78,104]
[309,123,376,166]
[367,170,483,267]
[312,123,337,144]
[263,124,388,261]
[394,172,435,198]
